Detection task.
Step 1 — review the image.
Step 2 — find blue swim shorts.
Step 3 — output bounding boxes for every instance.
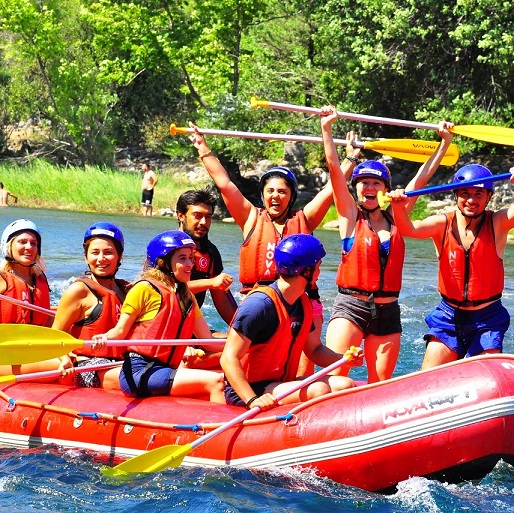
[120,353,177,397]
[424,299,510,358]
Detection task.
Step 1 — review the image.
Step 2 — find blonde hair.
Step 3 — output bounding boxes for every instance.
[1,237,46,276]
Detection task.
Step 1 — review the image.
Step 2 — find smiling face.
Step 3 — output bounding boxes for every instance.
[455,187,492,217]
[85,238,121,278]
[170,247,195,283]
[10,231,39,266]
[178,203,213,241]
[262,177,292,219]
[355,177,387,208]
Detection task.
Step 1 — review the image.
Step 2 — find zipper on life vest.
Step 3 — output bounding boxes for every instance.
[463,248,470,302]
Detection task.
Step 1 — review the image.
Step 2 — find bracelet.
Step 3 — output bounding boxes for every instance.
[245,395,259,409]
[199,150,213,159]
[345,155,359,163]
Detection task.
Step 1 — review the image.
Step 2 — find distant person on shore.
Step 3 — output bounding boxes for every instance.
[188,123,334,377]
[389,162,514,369]
[176,189,237,369]
[0,183,18,207]
[141,163,158,216]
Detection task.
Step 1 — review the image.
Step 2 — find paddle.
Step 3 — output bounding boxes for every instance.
[377,171,512,208]
[102,346,360,476]
[171,124,459,165]
[251,97,514,147]
[0,293,55,317]
[0,324,225,365]
[0,361,122,385]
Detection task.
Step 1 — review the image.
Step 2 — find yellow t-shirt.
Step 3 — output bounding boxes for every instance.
[121,281,203,322]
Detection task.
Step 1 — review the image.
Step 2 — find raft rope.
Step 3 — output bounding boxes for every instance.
[0,389,294,433]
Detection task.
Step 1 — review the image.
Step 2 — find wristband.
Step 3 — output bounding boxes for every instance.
[199,150,213,159]
[245,395,259,409]
[345,155,359,163]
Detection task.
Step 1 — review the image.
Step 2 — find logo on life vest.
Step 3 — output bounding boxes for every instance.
[197,256,209,272]
[263,241,276,277]
[382,385,477,424]
[21,290,30,322]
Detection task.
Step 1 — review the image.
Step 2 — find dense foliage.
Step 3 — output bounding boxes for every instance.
[1,0,513,166]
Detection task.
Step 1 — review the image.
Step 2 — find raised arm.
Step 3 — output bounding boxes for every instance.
[320,106,360,235]
[189,123,254,230]
[403,120,454,214]
[389,190,447,242]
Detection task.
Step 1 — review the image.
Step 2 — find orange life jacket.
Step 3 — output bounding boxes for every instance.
[336,208,404,297]
[239,286,313,384]
[126,279,196,368]
[0,271,51,325]
[239,209,310,293]
[70,277,128,359]
[438,210,503,306]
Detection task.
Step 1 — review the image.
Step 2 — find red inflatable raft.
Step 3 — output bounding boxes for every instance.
[2,353,514,492]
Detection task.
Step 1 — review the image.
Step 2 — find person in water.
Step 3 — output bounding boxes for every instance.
[92,230,226,402]
[320,105,454,382]
[389,162,514,368]
[189,123,333,376]
[221,233,363,411]
[52,222,130,389]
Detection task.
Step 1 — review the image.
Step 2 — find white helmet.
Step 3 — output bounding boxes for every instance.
[1,219,42,259]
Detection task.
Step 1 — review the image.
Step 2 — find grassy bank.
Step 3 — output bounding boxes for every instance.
[0,159,431,225]
[0,160,208,214]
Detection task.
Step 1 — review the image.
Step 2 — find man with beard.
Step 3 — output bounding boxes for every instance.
[176,188,237,320]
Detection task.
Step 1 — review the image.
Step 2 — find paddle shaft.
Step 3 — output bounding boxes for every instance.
[251,98,441,130]
[0,294,55,317]
[172,124,374,148]
[397,172,511,198]
[171,124,459,165]
[83,339,226,348]
[0,361,122,385]
[187,353,353,452]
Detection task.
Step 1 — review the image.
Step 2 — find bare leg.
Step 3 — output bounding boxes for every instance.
[171,368,226,404]
[326,317,364,376]
[421,337,458,369]
[364,333,401,383]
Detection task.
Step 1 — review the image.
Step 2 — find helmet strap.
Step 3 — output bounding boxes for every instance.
[299,266,314,285]
[358,202,381,214]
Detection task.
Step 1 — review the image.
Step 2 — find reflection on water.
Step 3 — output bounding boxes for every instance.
[1,206,514,379]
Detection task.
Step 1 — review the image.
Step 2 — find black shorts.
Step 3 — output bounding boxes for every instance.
[141,189,154,205]
[329,293,402,337]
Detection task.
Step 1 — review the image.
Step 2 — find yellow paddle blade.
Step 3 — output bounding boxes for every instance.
[0,325,83,365]
[0,374,17,385]
[102,444,193,476]
[364,140,460,166]
[452,125,514,146]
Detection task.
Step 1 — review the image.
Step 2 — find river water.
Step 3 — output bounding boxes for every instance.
[1,206,514,512]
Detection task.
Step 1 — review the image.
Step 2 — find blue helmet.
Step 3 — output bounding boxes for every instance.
[260,166,298,207]
[351,161,391,190]
[146,230,196,268]
[274,234,326,277]
[452,164,494,192]
[1,219,42,258]
[83,222,124,255]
